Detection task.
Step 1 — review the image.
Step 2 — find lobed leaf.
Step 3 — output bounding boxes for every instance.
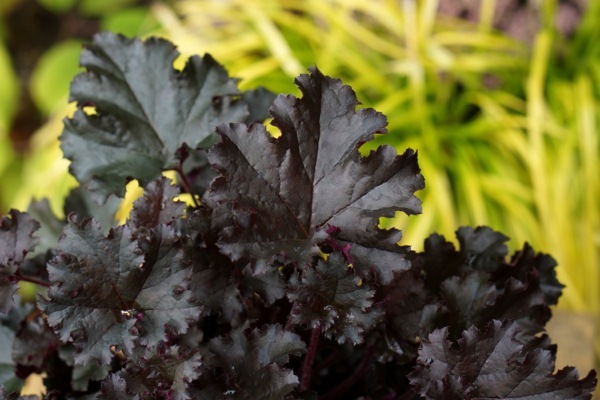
[129,177,186,231]
[180,209,244,320]
[184,206,287,317]
[58,344,110,392]
[381,226,567,369]
[0,211,40,313]
[206,67,424,281]
[63,186,122,231]
[380,266,446,362]
[196,324,305,399]
[4,31,594,399]
[96,374,139,400]
[456,226,509,273]
[116,342,202,400]
[409,320,597,399]
[61,32,275,201]
[287,252,382,344]
[13,313,60,370]
[418,227,563,336]
[39,218,200,366]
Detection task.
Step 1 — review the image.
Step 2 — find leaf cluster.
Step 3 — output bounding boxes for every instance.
[0,33,596,399]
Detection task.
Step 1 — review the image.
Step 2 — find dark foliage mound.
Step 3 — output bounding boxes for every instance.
[0,33,596,400]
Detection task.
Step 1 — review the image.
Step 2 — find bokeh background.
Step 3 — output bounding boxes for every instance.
[1,0,598,389]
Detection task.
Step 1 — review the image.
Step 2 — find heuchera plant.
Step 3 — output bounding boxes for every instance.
[0,32,597,399]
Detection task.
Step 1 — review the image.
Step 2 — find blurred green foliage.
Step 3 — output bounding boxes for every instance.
[0,0,163,217]
[1,0,598,321]
[0,40,19,209]
[29,39,83,116]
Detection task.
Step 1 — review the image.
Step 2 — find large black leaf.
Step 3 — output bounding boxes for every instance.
[206,67,424,282]
[409,320,597,399]
[39,218,200,366]
[61,32,274,201]
[196,324,305,399]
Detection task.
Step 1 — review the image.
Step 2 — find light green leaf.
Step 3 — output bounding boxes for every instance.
[37,0,77,13]
[30,40,83,116]
[0,42,18,129]
[100,7,160,37]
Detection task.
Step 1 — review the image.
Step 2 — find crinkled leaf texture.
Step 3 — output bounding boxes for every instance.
[96,374,139,400]
[287,252,381,344]
[56,344,111,392]
[206,67,424,282]
[0,325,20,394]
[13,312,60,371]
[379,265,445,363]
[423,227,563,336]
[196,324,305,399]
[61,32,275,201]
[0,211,39,313]
[180,207,286,320]
[409,320,597,399]
[382,226,566,364]
[39,215,200,366]
[129,176,186,231]
[111,342,202,400]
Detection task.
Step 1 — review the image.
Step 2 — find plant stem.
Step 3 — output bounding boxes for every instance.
[16,273,50,288]
[300,325,321,392]
[314,347,342,373]
[111,283,131,310]
[320,345,374,400]
[174,166,200,208]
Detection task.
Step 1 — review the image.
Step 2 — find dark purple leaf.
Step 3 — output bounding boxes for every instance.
[287,252,382,344]
[409,320,597,399]
[206,67,424,282]
[61,32,274,201]
[417,227,564,336]
[39,218,200,366]
[241,87,277,123]
[0,211,40,313]
[0,325,21,394]
[381,266,446,361]
[129,177,186,230]
[197,324,305,399]
[96,374,139,400]
[180,209,244,320]
[119,342,202,400]
[180,148,218,198]
[13,313,60,369]
[457,226,509,273]
[494,243,563,306]
[55,344,110,392]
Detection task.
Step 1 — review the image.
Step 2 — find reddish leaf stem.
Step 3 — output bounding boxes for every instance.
[320,345,374,400]
[15,272,50,288]
[174,166,200,208]
[111,283,131,310]
[300,325,321,392]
